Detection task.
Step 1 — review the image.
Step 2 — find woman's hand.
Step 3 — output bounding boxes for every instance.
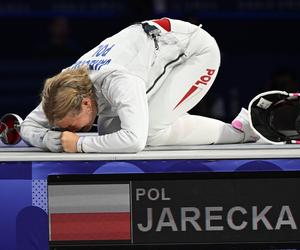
[61,131,80,153]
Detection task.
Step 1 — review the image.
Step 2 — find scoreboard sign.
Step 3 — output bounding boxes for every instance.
[48,172,300,249]
[132,179,299,244]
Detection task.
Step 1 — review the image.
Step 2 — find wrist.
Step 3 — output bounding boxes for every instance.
[76,136,84,153]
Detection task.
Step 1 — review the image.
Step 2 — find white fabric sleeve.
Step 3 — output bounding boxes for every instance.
[20,103,51,149]
[79,73,149,153]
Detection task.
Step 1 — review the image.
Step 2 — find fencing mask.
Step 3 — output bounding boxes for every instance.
[248,90,300,144]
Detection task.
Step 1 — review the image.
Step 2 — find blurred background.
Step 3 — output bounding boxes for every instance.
[0,0,299,122]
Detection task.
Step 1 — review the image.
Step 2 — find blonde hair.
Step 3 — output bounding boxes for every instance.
[42,66,94,125]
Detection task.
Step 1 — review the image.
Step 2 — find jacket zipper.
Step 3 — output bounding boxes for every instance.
[146,53,185,94]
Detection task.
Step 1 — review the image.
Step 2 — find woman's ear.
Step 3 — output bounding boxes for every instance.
[81,97,92,111]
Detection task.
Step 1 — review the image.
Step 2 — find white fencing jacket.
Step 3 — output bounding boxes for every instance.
[20,18,201,152]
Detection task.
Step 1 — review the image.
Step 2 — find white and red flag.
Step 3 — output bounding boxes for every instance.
[48,183,131,241]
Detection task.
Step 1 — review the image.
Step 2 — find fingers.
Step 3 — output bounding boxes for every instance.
[49,143,63,152]
[61,131,79,153]
[47,130,62,139]
[60,131,73,145]
[43,131,79,153]
[43,130,63,152]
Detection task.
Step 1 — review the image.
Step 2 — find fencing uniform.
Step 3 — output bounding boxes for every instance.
[21,18,247,153]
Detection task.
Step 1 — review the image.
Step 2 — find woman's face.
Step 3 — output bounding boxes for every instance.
[55,97,97,132]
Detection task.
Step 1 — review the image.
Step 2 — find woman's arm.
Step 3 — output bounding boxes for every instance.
[20,103,63,152]
[78,73,149,153]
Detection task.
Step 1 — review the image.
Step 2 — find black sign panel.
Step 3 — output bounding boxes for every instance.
[48,172,300,249]
[131,178,300,244]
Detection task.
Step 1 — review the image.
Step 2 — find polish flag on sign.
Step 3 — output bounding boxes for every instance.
[48,183,131,241]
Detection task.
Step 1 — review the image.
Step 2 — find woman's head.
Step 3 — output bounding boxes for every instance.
[42,66,97,131]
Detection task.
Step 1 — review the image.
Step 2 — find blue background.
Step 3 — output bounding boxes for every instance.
[1,158,300,249]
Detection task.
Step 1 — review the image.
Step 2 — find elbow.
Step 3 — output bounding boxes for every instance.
[127,138,146,153]
[133,141,146,153]
[20,123,35,146]
[20,121,46,149]
[124,131,146,153]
